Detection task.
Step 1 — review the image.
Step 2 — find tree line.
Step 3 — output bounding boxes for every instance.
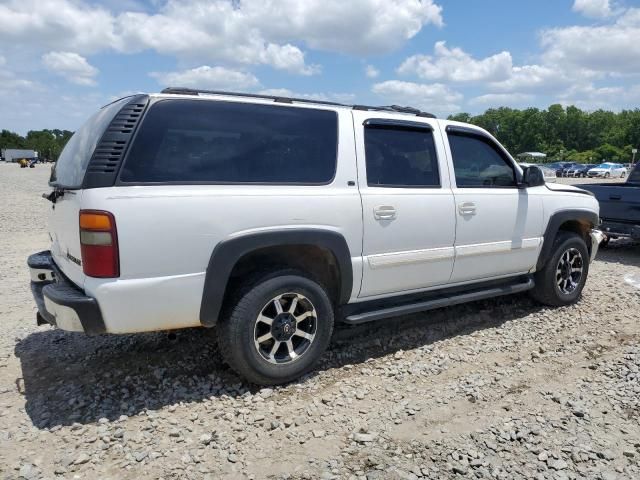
[1,129,73,161]
[449,104,640,164]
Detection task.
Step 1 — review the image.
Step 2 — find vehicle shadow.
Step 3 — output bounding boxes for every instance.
[15,293,545,429]
[596,239,640,268]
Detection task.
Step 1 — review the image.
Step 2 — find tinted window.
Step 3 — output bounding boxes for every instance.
[364,126,440,187]
[50,97,130,188]
[120,100,338,184]
[448,133,516,187]
[630,164,640,183]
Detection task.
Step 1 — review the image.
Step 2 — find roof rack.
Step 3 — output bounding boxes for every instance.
[160,87,436,119]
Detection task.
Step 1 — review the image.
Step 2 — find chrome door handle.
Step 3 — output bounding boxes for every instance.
[458,202,477,216]
[374,205,397,220]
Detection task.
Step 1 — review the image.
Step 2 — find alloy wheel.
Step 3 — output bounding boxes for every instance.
[253,293,317,364]
[556,248,584,295]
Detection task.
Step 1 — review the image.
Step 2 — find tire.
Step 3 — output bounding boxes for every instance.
[621,171,626,178]
[605,172,610,178]
[217,269,334,385]
[530,232,590,307]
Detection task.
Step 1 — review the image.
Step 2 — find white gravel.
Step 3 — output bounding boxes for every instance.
[0,163,639,479]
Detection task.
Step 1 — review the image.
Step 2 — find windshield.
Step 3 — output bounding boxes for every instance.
[595,164,611,169]
[49,97,131,188]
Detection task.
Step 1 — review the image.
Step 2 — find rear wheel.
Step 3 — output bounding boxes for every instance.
[217,270,334,385]
[621,171,626,178]
[605,172,610,178]
[531,232,589,307]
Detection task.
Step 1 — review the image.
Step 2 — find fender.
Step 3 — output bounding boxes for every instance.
[199,229,353,326]
[536,209,599,270]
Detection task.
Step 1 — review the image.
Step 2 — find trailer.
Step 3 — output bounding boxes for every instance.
[1,149,38,162]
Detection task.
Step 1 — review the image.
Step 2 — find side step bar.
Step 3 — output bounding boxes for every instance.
[344,277,534,325]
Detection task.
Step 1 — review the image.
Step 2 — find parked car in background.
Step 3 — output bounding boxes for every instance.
[547,162,577,177]
[579,163,640,244]
[587,163,628,178]
[560,162,581,177]
[565,164,596,178]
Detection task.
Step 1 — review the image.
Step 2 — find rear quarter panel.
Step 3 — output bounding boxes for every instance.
[80,108,363,333]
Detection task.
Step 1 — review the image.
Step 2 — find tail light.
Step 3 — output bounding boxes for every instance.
[79,210,119,278]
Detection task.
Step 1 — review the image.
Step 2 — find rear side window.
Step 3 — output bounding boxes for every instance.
[364,126,440,187]
[120,100,338,184]
[448,133,516,188]
[50,97,131,188]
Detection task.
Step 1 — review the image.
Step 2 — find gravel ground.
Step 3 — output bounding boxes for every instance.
[0,163,639,480]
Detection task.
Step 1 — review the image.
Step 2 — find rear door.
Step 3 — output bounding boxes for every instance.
[48,97,131,287]
[354,112,456,298]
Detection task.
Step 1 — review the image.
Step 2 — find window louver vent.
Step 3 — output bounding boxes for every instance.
[83,95,149,188]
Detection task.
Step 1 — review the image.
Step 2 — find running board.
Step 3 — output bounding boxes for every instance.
[343,277,534,325]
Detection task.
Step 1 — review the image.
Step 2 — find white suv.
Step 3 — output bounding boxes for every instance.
[29,88,603,384]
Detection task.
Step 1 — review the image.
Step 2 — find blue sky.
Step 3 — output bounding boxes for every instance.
[1,0,639,134]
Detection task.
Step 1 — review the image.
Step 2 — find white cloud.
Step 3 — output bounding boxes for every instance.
[0,62,37,92]
[371,80,462,114]
[557,82,640,110]
[487,64,589,94]
[0,0,119,54]
[398,41,512,83]
[42,51,98,86]
[253,0,444,55]
[151,66,260,91]
[469,93,535,107]
[0,0,444,75]
[572,0,613,18]
[541,8,640,75]
[365,65,380,79]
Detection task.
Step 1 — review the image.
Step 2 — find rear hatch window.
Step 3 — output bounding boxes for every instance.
[50,97,131,188]
[119,99,338,184]
[630,164,640,183]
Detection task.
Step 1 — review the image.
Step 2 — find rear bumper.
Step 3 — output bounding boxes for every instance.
[600,221,640,240]
[27,251,106,335]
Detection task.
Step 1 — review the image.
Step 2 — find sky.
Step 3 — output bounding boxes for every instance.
[1,0,640,134]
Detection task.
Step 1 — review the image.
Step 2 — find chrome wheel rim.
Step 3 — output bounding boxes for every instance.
[253,293,317,364]
[556,248,584,295]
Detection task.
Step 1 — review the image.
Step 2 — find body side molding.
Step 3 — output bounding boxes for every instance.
[199,229,353,327]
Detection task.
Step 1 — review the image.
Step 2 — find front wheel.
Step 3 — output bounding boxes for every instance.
[530,232,590,307]
[217,270,334,385]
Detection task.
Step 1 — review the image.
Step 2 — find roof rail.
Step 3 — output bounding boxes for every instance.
[353,104,435,118]
[160,87,346,107]
[160,87,436,119]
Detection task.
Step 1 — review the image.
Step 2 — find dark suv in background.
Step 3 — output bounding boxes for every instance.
[547,162,578,177]
[566,164,595,178]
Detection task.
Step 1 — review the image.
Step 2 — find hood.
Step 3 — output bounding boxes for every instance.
[545,182,594,196]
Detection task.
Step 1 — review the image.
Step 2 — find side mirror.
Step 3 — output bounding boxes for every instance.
[522,166,545,187]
